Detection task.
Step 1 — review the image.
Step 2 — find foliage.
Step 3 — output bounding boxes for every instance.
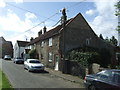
[67,50,101,68]
[105,36,118,46]
[115,1,120,31]
[115,1,120,16]
[108,65,120,69]
[99,34,104,40]
[28,49,36,59]
[110,36,118,46]
[0,69,12,89]
[67,47,112,68]
[115,65,120,69]
[105,37,110,43]
[116,25,120,31]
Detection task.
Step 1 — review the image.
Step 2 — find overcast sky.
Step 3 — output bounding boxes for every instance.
[0,0,118,45]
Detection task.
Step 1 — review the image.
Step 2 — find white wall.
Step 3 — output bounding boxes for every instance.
[14,43,26,58]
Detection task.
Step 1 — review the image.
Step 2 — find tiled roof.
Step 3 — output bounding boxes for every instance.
[27,13,81,46]
[17,40,29,47]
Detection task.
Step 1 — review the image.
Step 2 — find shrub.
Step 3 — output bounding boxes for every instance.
[28,49,36,59]
[67,50,101,68]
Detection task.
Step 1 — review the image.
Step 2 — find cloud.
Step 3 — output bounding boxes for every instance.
[86,9,95,15]
[25,12,37,20]
[0,0,6,8]
[0,8,55,45]
[88,0,118,39]
[0,10,38,32]
[0,9,40,45]
[13,0,23,3]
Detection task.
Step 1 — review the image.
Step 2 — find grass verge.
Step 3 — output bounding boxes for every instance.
[0,69,12,89]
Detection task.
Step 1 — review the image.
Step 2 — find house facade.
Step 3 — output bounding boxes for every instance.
[26,13,116,71]
[14,40,29,58]
[0,37,13,58]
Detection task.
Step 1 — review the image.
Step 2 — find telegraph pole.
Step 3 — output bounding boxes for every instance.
[61,8,67,73]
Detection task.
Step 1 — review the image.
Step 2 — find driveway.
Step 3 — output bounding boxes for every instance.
[0,59,82,88]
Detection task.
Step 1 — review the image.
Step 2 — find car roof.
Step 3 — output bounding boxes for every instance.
[103,69,120,72]
[27,59,39,61]
[4,55,11,57]
[5,55,10,56]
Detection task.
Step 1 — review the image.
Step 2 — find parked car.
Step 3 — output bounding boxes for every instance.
[24,59,44,72]
[4,55,11,60]
[13,57,24,64]
[84,69,120,90]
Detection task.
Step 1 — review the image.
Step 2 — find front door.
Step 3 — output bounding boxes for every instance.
[55,55,59,71]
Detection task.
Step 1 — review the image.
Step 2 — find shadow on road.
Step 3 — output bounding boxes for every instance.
[31,70,49,74]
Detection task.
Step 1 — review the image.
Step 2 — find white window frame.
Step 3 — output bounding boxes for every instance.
[41,41,44,47]
[49,38,52,46]
[49,52,52,62]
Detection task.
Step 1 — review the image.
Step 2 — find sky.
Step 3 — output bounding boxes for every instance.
[0,0,118,46]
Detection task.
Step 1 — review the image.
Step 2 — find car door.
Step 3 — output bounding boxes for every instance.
[24,60,29,69]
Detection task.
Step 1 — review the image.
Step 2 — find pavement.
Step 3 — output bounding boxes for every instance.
[45,67,85,87]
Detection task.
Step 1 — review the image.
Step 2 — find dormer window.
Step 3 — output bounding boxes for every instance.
[49,38,52,46]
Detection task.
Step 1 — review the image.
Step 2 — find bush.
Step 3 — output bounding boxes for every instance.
[28,49,36,59]
[67,50,101,68]
[115,65,120,69]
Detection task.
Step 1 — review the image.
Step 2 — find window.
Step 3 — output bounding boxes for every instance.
[49,52,52,62]
[41,41,44,47]
[41,54,43,59]
[96,71,112,82]
[113,72,120,84]
[49,38,52,46]
[86,39,90,45]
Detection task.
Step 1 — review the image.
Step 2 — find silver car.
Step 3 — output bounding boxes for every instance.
[24,59,44,72]
[4,55,11,60]
[13,57,24,64]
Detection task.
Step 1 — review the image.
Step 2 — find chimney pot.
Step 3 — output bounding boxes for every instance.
[38,30,42,37]
[43,26,47,34]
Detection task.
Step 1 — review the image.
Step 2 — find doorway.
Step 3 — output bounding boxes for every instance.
[54,55,59,71]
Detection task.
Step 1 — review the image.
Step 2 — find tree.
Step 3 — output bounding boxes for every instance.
[99,34,104,40]
[115,1,120,31]
[115,1,120,16]
[104,36,118,46]
[105,37,110,43]
[110,36,118,46]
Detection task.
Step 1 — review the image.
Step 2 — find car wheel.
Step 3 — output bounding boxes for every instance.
[89,85,96,90]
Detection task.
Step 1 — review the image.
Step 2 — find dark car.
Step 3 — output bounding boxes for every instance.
[84,69,120,90]
[4,55,11,60]
[13,57,24,64]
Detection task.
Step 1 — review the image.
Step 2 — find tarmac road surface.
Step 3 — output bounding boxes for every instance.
[0,59,83,89]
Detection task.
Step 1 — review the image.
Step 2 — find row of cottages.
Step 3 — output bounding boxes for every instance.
[0,37,13,58]
[26,13,116,71]
[14,40,29,59]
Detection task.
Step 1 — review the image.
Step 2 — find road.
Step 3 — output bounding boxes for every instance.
[0,59,82,88]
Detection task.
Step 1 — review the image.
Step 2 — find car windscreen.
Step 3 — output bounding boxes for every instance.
[113,71,120,84]
[16,57,23,59]
[5,55,11,58]
[29,60,40,63]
